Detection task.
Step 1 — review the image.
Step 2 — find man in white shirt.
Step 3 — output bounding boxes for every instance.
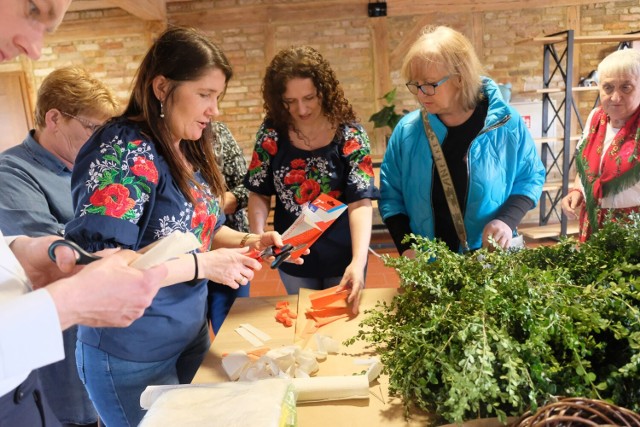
[0,1,168,425]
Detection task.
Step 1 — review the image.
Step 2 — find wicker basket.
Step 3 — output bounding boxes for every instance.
[511,397,640,427]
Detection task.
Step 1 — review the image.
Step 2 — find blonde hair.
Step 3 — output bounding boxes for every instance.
[401,26,484,111]
[598,48,640,80]
[35,66,119,129]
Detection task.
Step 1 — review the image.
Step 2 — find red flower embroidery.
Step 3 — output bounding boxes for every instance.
[291,158,306,169]
[284,169,306,185]
[359,155,374,177]
[130,156,159,184]
[130,140,142,146]
[295,179,321,204]
[89,184,136,218]
[191,202,208,229]
[249,151,262,170]
[262,137,278,156]
[343,138,361,156]
[200,215,217,251]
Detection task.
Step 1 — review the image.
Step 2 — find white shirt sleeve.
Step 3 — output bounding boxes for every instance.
[0,233,64,395]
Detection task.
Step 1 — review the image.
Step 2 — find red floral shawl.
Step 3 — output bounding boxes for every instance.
[576,106,640,240]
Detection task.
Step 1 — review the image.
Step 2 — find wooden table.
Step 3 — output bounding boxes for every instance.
[192,288,431,426]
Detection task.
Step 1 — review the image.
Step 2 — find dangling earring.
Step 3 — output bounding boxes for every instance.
[160,101,165,119]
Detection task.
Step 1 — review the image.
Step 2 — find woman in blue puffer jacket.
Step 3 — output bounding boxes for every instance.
[379,25,545,256]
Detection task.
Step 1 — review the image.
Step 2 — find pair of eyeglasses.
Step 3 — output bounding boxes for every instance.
[406,75,451,96]
[60,111,101,134]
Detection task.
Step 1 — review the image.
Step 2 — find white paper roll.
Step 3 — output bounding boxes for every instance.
[292,375,369,402]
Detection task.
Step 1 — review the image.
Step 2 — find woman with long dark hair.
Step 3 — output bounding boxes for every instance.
[66,27,287,426]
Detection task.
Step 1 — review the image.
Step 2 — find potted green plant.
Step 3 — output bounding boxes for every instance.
[368,88,408,132]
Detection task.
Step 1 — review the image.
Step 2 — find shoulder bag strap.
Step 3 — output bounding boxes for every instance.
[421,109,470,252]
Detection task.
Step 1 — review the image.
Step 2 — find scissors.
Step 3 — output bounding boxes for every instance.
[48,239,102,265]
[251,243,305,269]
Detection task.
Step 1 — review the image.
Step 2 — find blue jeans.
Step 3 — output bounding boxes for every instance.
[278,270,343,294]
[207,281,250,335]
[75,323,210,427]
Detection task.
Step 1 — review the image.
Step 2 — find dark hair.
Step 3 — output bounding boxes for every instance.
[123,26,232,203]
[262,46,356,129]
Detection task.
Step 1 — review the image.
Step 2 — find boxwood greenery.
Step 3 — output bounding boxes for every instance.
[346,216,640,424]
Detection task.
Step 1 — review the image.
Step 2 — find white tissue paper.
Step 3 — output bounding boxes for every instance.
[217,335,380,403]
[139,379,296,427]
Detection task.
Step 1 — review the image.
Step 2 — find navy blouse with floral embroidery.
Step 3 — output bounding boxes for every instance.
[244,120,379,278]
[66,117,223,362]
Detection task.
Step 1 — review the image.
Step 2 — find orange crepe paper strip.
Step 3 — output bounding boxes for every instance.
[308,286,349,309]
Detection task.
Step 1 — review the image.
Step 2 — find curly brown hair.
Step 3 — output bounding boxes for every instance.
[262,46,356,128]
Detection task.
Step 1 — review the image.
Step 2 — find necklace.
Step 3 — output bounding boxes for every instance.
[293,127,313,148]
[290,122,336,150]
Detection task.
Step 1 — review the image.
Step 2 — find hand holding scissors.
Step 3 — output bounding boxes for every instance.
[250,243,306,269]
[48,239,102,265]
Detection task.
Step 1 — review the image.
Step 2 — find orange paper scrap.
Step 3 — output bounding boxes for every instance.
[309,286,350,309]
[304,285,351,330]
[275,300,297,327]
[310,313,349,328]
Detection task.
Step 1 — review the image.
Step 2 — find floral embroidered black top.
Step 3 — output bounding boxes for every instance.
[244,119,379,278]
[66,117,223,361]
[212,121,249,233]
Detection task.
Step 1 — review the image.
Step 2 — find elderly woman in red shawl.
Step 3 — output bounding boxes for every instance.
[562,48,640,241]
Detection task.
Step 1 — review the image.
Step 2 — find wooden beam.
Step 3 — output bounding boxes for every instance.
[370,17,392,154]
[67,1,113,11]
[387,0,612,16]
[170,1,369,28]
[472,13,484,61]
[107,0,167,21]
[71,0,607,27]
[389,16,431,70]
[265,24,276,70]
[371,18,392,96]
[48,15,152,43]
[145,20,168,45]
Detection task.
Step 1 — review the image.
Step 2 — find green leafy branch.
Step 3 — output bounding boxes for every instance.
[346,216,640,424]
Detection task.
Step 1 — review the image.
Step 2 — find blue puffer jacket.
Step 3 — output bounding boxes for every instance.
[379,77,545,252]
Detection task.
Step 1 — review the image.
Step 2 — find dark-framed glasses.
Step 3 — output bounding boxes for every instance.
[60,111,101,134]
[406,75,451,96]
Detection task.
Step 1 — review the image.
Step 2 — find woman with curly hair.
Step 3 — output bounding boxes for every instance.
[244,46,379,314]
